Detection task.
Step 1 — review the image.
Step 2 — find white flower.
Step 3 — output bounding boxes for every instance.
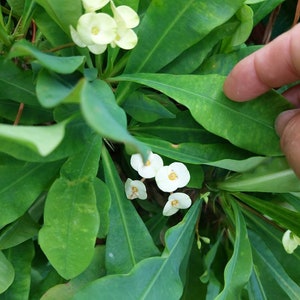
[82,0,110,12]
[282,230,300,254]
[155,162,190,193]
[125,178,147,200]
[163,193,192,216]
[110,2,139,50]
[70,12,117,54]
[130,152,163,179]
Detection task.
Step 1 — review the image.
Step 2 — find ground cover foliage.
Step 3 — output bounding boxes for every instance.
[0,0,300,299]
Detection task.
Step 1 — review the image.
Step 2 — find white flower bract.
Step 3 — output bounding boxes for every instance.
[282,230,300,254]
[130,152,163,179]
[125,178,147,200]
[155,162,190,192]
[82,0,110,12]
[163,193,192,216]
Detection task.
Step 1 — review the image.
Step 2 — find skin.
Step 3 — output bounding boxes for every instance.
[223,23,300,177]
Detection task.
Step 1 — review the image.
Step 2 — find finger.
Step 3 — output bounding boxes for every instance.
[282,84,300,107]
[223,23,300,101]
[276,110,300,177]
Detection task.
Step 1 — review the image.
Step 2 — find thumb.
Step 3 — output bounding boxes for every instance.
[276,109,300,178]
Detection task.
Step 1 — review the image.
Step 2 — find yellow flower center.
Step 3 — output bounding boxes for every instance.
[131,186,138,194]
[145,160,151,166]
[91,26,100,35]
[168,171,178,181]
[171,199,179,207]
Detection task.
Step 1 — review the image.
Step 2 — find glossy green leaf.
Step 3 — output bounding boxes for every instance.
[231,5,253,46]
[94,178,111,239]
[218,157,300,192]
[129,110,223,144]
[0,161,61,228]
[81,79,148,158]
[117,0,244,102]
[2,240,34,299]
[8,40,85,74]
[0,57,37,105]
[36,69,80,108]
[248,265,268,300]
[40,246,106,300]
[35,0,82,32]
[39,137,101,279]
[251,0,284,25]
[249,231,300,300]
[73,199,202,300]
[117,73,290,155]
[123,90,175,123]
[216,200,252,300]
[102,146,159,274]
[0,213,40,250]
[234,193,300,237]
[0,120,67,157]
[0,251,14,293]
[136,136,258,170]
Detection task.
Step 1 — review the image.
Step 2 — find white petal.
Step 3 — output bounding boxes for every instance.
[163,201,179,216]
[114,28,138,50]
[77,13,117,46]
[88,43,107,54]
[82,0,110,12]
[155,166,178,192]
[130,153,144,172]
[130,152,163,179]
[124,178,147,200]
[168,193,192,209]
[70,25,86,47]
[282,230,299,254]
[169,162,190,188]
[114,5,140,28]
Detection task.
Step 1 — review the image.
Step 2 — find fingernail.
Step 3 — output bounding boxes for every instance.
[275,109,300,136]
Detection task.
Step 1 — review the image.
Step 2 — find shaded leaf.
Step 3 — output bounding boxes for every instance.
[116,73,290,155]
[39,137,101,279]
[102,146,160,274]
[73,199,202,300]
[0,251,14,293]
[215,200,252,300]
[8,40,85,74]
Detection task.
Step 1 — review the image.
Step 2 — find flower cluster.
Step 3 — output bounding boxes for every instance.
[125,151,192,216]
[70,0,139,54]
[282,230,300,254]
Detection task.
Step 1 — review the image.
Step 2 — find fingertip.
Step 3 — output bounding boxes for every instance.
[277,110,300,178]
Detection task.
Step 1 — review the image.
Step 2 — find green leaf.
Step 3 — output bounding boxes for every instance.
[81,79,148,158]
[117,0,244,102]
[136,136,253,166]
[73,199,202,300]
[218,157,300,192]
[40,246,106,300]
[36,69,80,108]
[8,40,85,74]
[248,266,268,300]
[94,178,111,239]
[215,200,253,300]
[123,90,175,123]
[0,57,37,105]
[234,193,300,237]
[0,251,14,293]
[102,146,160,274]
[0,120,68,157]
[35,0,82,32]
[0,160,61,228]
[249,230,300,300]
[0,213,40,250]
[116,73,290,155]
[39,137,101,279]
[2,241,35,299]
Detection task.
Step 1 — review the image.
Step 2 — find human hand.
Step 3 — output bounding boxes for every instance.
[223,24,300,177]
